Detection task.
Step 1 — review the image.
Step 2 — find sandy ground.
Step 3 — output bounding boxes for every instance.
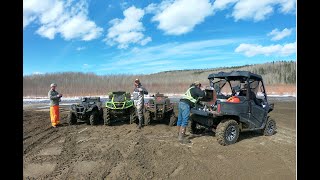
[23,101,296,179]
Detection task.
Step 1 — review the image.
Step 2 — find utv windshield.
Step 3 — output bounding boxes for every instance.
[211,78,246,96]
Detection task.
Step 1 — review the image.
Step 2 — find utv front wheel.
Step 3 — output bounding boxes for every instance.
[262,117,276,136]
[103,108,111,126]
[68,112,77,125]
[144,111,151,126]
[89,110,99,125]
[216,119,239,146]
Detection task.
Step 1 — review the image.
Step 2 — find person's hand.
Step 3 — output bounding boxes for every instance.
[138,88,143,92]
[58,94,63,97]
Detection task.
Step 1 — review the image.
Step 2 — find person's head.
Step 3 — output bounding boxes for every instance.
[193,81,201,88]
[50,83,57,90]
[134,79,140,87]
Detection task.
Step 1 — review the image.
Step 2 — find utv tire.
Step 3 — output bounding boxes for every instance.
[144,111,151,126]
[68,112,77,125]
[129,107,136,124]
[168,112,177,126]
[262,117,276,136]
[216,119,239,146]
[103,108,111,126]
[89,110,99,125]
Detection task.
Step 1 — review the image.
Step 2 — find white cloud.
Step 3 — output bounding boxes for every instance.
[120,2,129,9]
[103,38,242,67]
[267,28,293,41]
[98,38,245,74]
[32,72,44,75]
[235,42,296,57]
[213,0,238,11]
[278,0,296,13]
[104,6,151,49]
[23,0,103,41]
[76,47,86,51]
[82,63,95,70]
[232,0,296,21]
[149,0,214,35]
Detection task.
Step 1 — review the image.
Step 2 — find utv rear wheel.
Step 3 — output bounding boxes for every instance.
[129,107,136,124]
[89,110,99,125]
[216,119,239,146]
[103,108,111,126]
[144,111,151,125]
[168,112,176,126]
[68,112,77,125]
[262,117,276,136]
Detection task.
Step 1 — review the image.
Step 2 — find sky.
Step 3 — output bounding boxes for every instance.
[23,0,296,75]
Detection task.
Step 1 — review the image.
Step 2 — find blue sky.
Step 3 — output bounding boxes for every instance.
[23,0,296,75]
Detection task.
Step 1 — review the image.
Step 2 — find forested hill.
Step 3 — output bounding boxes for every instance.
[23,61,295,97]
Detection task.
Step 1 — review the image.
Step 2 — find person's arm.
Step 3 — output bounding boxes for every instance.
[48,91,60,100]
[192,88,205,99]
[138,86,148,95]
[141,86,148,95]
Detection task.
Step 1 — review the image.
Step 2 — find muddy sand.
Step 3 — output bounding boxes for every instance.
[23,101,296,179]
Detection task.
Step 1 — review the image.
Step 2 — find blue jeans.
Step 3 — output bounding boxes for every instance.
[177,101,190,127]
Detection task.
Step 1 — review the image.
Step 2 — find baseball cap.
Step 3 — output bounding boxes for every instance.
[194,81,201,86]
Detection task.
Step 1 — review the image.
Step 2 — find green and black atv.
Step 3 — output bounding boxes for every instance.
[103,91,136,125]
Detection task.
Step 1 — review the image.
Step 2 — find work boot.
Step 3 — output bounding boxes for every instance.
[178,127,191,144]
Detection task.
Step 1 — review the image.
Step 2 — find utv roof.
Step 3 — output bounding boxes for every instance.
[208,71,262,81]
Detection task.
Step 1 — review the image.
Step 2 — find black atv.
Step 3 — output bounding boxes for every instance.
[189,71,276,146]
[144,92,177,126]
[68,97,103,125]
[103,91,136,126]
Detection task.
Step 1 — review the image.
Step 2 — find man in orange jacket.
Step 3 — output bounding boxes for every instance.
[48,83,63,128]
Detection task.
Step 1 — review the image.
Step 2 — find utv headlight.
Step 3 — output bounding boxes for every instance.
[106,102,113,108]
[127,101,133,106]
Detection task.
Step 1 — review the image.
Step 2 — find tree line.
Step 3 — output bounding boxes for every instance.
[23,61,296,97]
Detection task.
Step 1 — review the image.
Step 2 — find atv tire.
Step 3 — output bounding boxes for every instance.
[216,119,239,146]
[129,107,136,124]
[168,112,176,126]
[68,112,77,125]
[103,108,111,126]
[99,108,104,122]
[262,117,276,136]
[144,111,151,126]
[89,110,99,125]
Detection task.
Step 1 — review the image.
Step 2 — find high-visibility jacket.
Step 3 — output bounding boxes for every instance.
[182,87,198,103]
